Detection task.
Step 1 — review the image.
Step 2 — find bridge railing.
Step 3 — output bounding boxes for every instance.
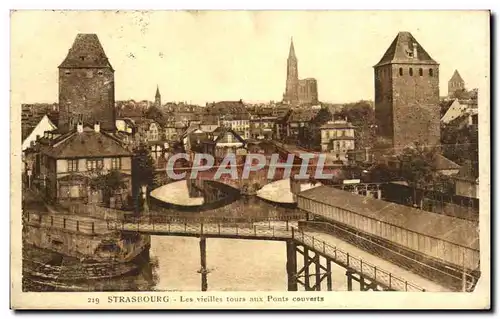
[108,220,294,240]
[107,217,426,292]
[123,213,307,225]
[23,211,109,235]
[291,228,425,292]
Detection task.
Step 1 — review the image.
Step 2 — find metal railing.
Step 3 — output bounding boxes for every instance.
[292,228,425,292]
[123,212,306,224]
[23,211,109,235]
[108,220,295,240]
[107,217,425,292]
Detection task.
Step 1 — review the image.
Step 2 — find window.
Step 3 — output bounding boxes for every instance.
[429,69,434,77]
[64,70,71,75]
[80,56,85,61]
[87,158,104,171]
[409,68,413,76]
[399,68,403,76]
[111,158,121,170]
[419,68,423,76]
[97,70,103,75]
[67,159,78,172]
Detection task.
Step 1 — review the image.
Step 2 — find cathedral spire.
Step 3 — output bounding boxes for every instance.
[288,37,296,60]
[155,85,161,107]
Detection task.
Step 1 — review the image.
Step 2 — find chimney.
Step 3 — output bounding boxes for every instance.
[413,43,418,59]
[94,121,101,133]
[77,122,84,133]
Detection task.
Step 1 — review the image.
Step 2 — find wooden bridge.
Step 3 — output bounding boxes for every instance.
[107,217,427,292]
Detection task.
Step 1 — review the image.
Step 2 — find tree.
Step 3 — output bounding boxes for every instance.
[144,106,166,124]
[398,143,440,208]
[336,101,376,149]
[89,169,128,207]
[132,145,155,211]
[441,115,478,166]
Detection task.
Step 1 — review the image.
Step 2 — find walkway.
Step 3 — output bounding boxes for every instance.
[108,218,449,292]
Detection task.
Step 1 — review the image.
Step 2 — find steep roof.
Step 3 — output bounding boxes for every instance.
[449,70,464,83]
[41,126,131,158]
[288,37,296,60]
[375,32,438,67]
[59,33,113,69]
[434,154,461,171]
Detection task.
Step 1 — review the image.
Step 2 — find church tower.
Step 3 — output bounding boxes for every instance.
[374,32,440,151]
[58,33,115,133]
[448,70,465,98]
[155,85,161,107]
[283,38,299,104]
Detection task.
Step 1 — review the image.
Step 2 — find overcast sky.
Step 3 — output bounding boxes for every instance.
[11,10,489,106]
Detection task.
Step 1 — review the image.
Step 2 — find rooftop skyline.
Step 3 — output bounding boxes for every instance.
[11,11,489,106]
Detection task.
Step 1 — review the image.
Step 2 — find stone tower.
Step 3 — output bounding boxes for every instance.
[283,38,299,104]
[448,70,465,98]
[374,32,440,151]
[58,33,115,133]
[155,85,161,107]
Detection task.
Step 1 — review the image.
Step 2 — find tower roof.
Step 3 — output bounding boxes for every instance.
[374,32,438,67]
[155,85,161,98]
[449,70,464,83]
[288,37,296,60]
[59,33,113,69]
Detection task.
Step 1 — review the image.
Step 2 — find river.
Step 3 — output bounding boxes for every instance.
[23,195,356,292]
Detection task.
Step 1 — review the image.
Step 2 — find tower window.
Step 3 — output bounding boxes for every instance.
[399,68,403,76]
[409,68,413,76]
[419,68,423,76]
[429,69,434,77]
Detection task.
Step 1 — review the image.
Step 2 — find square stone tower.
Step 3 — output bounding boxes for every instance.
[58,34,115,133]
[374,32,440,151]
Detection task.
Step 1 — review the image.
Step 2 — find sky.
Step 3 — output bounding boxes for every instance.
[10,10,489,106]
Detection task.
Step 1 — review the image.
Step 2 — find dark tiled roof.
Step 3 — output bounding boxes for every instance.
[289,109,319,122]
[41,126,131,158]
[449,70,464,83]
[298,186,478,250]
[207,100,250,119]
[59,34,113,69]
[213,127,245,144]
[375,32,437,67]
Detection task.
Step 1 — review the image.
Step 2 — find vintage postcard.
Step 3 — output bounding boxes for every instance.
[10,10,490,309]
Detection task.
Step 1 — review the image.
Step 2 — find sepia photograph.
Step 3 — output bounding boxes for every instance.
[10,9,490,309]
